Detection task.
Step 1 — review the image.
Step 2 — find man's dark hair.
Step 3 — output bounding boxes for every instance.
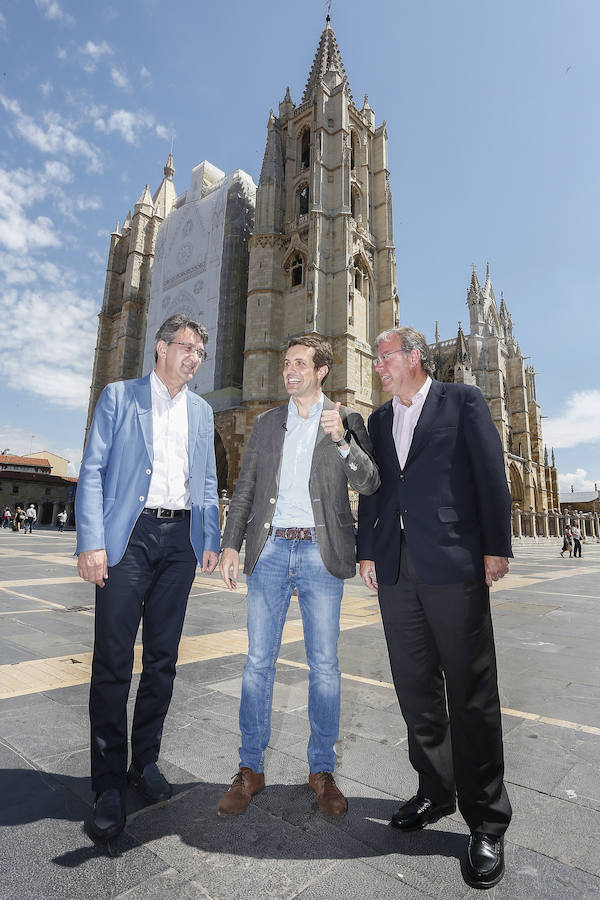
[154,314,209,362]
[287,335,334,384]
[375,326,434,378]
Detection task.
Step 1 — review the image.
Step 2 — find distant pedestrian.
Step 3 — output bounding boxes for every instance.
[25,504,37,534]
[57,510,68,532]
[571,524,582,558]
[560,526,572,557]
[2,507,11,528]
[14,505,26,533]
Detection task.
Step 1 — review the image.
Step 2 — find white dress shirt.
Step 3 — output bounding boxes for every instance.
[146,370,190,510]
[392,376,432,528]
[271,394,324,528]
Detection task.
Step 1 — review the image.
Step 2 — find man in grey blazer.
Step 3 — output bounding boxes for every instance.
[218,336,379,817]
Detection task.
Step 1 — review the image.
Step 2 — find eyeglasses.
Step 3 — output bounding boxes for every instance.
[167,341,207,361]
[372,348,407,367]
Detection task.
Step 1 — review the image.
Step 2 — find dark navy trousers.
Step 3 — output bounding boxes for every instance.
[89,512,197,793]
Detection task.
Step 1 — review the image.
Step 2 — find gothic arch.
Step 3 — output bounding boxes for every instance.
[509,463,523,505]
[298,125,310,171]
[350,183,362,220]
[296,181,309,216]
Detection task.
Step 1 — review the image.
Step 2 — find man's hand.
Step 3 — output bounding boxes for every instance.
[320,401,345,443]
[77,549,108,587]
[359,559,378,593]
[201,550,218,575]
[483,555,509,587]
[220,547,240,590]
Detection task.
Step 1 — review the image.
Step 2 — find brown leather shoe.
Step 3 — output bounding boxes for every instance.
[217,767,265,816]
[309,771,348,816]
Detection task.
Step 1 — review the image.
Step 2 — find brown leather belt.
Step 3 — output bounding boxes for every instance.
[269,527,314,541]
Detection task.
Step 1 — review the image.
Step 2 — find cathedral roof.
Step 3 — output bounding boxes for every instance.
[259,111,285,184]
[134,183,154,215]
[302,16,352,103]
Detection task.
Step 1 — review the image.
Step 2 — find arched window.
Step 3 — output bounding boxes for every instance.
[353,256,369,300]
[298,184,309,216]
[351,186,359,220]
[289,253,304,287]
[300,128,310,169]
[350,131,357,170]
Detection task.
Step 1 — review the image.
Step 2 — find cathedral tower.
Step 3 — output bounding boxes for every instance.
[241,16,398,430]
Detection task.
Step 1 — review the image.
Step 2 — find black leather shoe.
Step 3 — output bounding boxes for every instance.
[89,788,125,840]
[128,761,172,803]
[464,832,505,889]
[390,794,456,831]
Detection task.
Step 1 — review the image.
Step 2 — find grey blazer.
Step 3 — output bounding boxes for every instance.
[222,397,380,580]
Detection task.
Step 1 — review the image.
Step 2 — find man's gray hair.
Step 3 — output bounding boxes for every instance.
[154,314,209,362]
[375,326,434,377]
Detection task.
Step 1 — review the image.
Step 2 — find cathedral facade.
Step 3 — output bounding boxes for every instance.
[432,264,560,538]
[85,17,561,538]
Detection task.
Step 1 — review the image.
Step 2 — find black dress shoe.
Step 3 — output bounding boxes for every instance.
[89,788,125,840]
[464,832,505,889]
[128,761,172,803]
[390,794,456,831]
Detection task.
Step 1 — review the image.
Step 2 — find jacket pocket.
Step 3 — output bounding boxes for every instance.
[336,510,355,527]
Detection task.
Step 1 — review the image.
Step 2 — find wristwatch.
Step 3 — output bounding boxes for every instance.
[335,430,351,448]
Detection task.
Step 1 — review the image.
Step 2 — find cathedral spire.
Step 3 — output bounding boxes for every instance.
[302,16,352,103]
[163,151,175,180]
[153,153,177,219]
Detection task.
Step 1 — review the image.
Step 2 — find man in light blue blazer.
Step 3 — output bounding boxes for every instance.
[76,313,220,841]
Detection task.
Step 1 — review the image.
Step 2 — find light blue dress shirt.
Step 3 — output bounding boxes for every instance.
[271,394,324,527]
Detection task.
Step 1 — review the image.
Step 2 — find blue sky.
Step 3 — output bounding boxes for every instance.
[0,0,598,492]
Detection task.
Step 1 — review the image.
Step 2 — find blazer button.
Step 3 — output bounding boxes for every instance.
[263,522,270,529]
[146,468,152,475]
[139,496,145,503]
[399,474,405,481]
[269,498,276,504]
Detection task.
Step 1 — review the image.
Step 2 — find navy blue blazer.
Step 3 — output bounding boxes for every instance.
[357,380,513,586]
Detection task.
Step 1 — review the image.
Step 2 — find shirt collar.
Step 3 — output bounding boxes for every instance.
[151,369,188,403]
[392,375,432,413]
[288,392,324,420]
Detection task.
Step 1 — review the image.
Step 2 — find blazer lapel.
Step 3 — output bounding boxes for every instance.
[133,376,153,462]
[404,380,446,467]
[187,391,201,465]
[379,400,401,474]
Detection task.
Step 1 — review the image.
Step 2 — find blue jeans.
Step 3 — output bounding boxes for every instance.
[239,531,343,774]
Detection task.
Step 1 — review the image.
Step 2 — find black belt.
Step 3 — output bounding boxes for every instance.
[269,527,314,541]
[143,507,189,519]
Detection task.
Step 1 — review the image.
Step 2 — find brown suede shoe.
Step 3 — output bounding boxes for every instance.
[217,767,265,816]
[309,771,348,816]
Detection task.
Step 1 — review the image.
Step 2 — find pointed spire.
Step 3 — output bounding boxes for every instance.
[435,320,440,343]
[163,151,175,180]
[302,17,352,103]
[134,184,154,215]
[483,260,496,302]
[153,153,177,219]
[122,210,131,231]
[467,263,481,303]
[112,220,121,235]
[259,109,285,185]
[544,445,549,465]
[551,447,556,467]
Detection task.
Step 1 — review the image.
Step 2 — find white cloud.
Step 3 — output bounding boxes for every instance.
[34,0,75,26]
[140,66,152,87]
[40,81,53,97]
[79,39,112,72]
[0,12,7,36]
[155,124,169,141]
[95,108,157,145]
[543,390,600,449]
[0,285,97,409]
[76,195,102,211]
[557,468,599,494]
[0,94,103,172]
[111,66,130,91]
[57,46,67,60]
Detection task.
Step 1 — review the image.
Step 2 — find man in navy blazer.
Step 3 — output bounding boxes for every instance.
[358,326,512,890]
[76,314,220,840]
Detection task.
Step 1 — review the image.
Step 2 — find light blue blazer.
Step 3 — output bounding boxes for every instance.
[75,374,220,567]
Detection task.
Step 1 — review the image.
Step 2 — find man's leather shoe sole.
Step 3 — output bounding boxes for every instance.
[88,788,125,841]
[390,795,456,831]
[464,833,505,889]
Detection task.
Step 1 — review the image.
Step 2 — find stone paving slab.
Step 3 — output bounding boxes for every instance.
[1,534,600,897]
